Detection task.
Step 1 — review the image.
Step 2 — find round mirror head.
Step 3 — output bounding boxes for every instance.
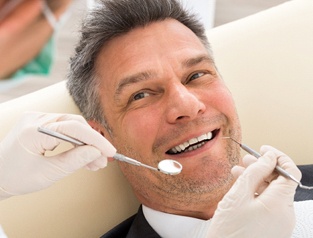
[158,159,182,175]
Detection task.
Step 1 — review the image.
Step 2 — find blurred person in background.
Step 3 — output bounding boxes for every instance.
[0,0,72,80]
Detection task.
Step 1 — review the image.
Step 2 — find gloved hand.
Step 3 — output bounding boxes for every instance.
[0,112,116,200]
[187,146,301,238]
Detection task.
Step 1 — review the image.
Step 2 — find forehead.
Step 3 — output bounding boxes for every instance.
[95,19,210,90]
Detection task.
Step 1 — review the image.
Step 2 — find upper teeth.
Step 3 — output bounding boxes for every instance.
[169,132,213,154]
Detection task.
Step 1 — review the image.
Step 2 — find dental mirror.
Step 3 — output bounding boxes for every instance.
[38,127,183,176]
[158,159,182,175]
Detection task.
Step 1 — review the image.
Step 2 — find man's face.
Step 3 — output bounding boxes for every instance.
[94,19,241,219]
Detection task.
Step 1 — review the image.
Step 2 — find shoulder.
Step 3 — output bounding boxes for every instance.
[100,214,137,238]
[295,164,313,201]
[100,206,160,238]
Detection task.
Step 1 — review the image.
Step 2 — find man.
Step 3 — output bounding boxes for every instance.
[0,114,303,237]
[68,0,241,219]
[67,0,311,237]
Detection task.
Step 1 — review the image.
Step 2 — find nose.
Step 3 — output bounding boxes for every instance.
[165,83,206,124]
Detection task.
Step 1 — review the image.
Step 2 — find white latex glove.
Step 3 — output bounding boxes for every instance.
[187,145,301,238]
[0,112,116,200]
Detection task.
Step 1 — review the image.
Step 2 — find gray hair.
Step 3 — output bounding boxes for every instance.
[67,0,211,131]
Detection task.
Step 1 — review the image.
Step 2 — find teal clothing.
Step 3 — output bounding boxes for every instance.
[10,37,55,80]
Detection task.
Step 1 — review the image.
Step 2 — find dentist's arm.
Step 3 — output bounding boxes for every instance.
[0,112,116,200]
[187,146,301,238]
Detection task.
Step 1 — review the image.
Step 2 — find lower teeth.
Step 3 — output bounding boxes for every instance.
[185,141,205,153]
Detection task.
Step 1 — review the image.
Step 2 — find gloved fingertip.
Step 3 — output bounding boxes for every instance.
[84,164,100,171]
[242,154,257,167]
[98,158,108,168]
[259,150,277,165]
[103,146,117,158]
[260,145,273,153]
[81,146,102,163]
[260,145,283,157]
[87,157,108,169]
[89,167,100,171]
[64,146,102,169]
[231,166,245,179]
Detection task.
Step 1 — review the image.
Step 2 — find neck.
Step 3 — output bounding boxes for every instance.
[137,192,223,220]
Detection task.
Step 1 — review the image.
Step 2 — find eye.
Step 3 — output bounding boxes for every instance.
[133,91,150,101]
[189,72,205,82]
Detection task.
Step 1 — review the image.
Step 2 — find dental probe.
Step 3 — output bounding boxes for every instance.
[37,127,182,175]
[224,137,313,190]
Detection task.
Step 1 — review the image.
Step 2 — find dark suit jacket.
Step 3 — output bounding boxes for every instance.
[100,206,160,238]
[294,165,313,201]
[101,165,313,238]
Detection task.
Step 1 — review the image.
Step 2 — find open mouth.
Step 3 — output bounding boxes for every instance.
[166,129,219,155]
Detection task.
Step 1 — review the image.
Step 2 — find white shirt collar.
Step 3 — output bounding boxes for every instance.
[142,205,210,238]
[143,201,313,237]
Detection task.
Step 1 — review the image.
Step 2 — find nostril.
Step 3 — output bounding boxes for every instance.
[166,86,206,123]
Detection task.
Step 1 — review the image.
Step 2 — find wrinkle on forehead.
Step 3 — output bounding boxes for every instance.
[95,18,212,106]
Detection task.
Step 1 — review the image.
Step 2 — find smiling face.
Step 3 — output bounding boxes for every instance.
[92,19,241,219]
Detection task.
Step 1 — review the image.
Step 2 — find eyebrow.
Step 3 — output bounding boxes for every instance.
[181,54,214,68]
[115,54,214,99]
[115,71,155,99]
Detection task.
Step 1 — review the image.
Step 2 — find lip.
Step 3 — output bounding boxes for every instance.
[165,129,220,159]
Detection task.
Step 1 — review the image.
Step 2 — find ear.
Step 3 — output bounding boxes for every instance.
[88,120,112,142]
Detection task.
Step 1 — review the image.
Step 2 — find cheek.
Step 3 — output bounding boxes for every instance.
[122,109,161,150]
[209,87,237,116]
